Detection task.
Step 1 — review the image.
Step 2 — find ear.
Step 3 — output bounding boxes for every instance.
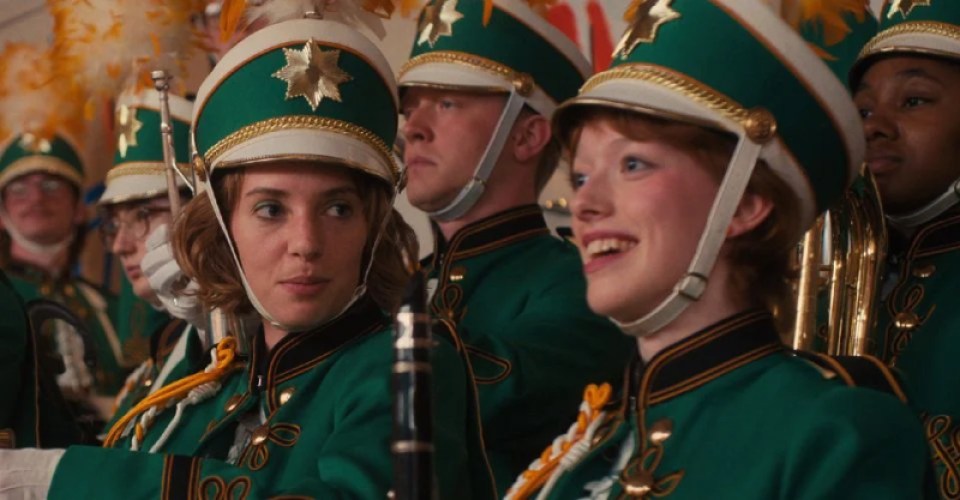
[510,112,551,164]
[727,192,773,238]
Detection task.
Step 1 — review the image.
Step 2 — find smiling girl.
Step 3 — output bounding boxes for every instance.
[505,2,928,499]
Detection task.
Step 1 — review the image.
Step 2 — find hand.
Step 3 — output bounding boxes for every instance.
[0,448,65,499]
[141,224,207,328]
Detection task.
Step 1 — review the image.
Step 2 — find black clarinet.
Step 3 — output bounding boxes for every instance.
[391,270,434,500]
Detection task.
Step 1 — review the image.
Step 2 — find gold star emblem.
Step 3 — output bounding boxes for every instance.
[19,133,52,154]
[115,105,143,158]
[888,0,932,19]
[272,39,353,111]
[417,0,464,48]
[614,0,681,59]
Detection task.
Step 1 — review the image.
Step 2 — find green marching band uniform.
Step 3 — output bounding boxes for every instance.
[399,0,633,491]
[852,2,960,498]
[113,272,172,370]
[0,268,89,449]
[0,270,27,447]
[97,88,206,426]
[0,136,133,396]
[3,267,100,450]
[46,12,495,499]
[503,1,928,499]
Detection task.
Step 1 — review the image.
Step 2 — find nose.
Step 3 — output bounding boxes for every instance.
[571,166,613,225]
[863,105,898,143]
[287,211,322,261]
[111,223,136,256]
[22,183,44,204]
[401,104,433,147]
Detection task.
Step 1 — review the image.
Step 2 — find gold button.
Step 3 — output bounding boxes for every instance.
[623,470,654,496]
[648,418,673,445]
[744,107,777,143]
[894,311,920,331]
[912,264,936,279]
[250,426,270,446]
[63,284,76,297]
[40,284,52,296]
[223,395,243,413]
[143,378,153,388]
[279,387,295,406]
[511,73,534,96]
[449,266,467,282]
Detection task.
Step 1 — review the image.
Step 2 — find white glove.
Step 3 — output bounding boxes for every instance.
[141,224,207,328]
[0,448,65,499]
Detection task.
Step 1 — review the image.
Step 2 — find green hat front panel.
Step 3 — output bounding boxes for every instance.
[858,1,960,71]
[400,0,590,116]
[99,90,193,205]
[559,0,864,227]
[193,19,399,185]
[112,92,192,168]
[0,134,84,190]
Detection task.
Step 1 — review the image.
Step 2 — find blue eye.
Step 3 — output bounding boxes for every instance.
[439,99,455,110]
[858,108,872,119]
[570,172,587,190]
[622,156,649,173]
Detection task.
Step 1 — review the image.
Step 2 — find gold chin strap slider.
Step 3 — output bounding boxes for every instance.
[512,72,534,97]
[743,107,777,144]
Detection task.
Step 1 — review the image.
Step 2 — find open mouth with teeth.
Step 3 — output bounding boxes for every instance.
[585,238,638,259]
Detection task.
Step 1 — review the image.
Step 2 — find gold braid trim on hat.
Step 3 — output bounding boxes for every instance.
[582,63,750,124]
[203,115,399,180]
[859,21,960,60]
[399,50,528,88]
[0,157,84,190]
[106,162,192,182]
[579,63,779,143]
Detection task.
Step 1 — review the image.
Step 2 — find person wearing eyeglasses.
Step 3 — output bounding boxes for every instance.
[0,42,124,435]
[94,88,213,431]
[0,6,497,497]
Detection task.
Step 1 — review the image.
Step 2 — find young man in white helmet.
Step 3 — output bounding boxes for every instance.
[398,0,632,491]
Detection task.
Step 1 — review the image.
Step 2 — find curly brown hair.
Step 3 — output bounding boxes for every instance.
[171,164,418,316]
[561,107,803,324]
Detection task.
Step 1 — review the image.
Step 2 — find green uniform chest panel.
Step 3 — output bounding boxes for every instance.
[540,312,927,500]
[424,206,633,493]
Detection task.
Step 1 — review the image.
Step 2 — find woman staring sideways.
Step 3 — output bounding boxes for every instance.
[0,9,493,499]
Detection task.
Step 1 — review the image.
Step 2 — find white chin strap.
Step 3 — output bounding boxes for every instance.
[204,165,396,335]
[427,89,527,222]
[0,209,74,257]
[886,177,960,231]
[615,135,764,337]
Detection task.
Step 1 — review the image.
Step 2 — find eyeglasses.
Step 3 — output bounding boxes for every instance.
[99,206,171,246]
[3,176,71,200]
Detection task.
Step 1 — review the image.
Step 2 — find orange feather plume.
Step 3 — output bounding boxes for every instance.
[0,43,84,146]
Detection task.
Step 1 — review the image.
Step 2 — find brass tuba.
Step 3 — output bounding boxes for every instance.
[790,170,887,356]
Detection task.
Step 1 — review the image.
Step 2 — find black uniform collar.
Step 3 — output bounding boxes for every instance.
[633,309,783,408]
[247,295,388,411]
[892,206,960,259]
[428,204,549,265]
